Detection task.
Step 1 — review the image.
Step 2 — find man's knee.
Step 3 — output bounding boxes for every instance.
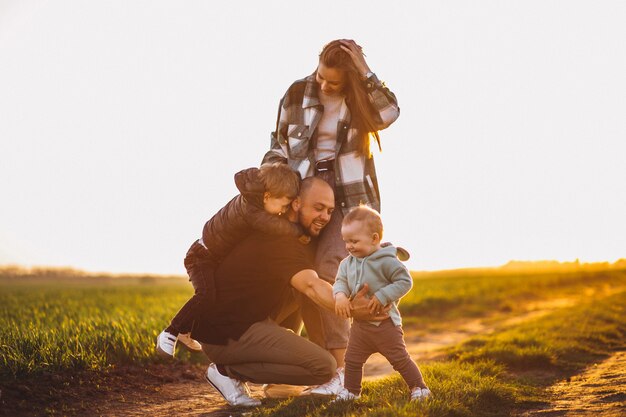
[309,351,337,385]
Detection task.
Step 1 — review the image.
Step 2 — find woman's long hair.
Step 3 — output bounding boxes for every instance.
[319,40,381,157]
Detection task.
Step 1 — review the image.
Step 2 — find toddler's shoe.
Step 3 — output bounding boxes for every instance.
[177,332,202,351]
[332,387,360,402]
[156,330,177,357]
[410,387,431,401]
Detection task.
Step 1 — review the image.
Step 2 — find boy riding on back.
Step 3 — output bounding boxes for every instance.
[156,162,302,356]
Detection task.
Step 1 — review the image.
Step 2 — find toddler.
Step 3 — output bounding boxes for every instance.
[333,206,431,401]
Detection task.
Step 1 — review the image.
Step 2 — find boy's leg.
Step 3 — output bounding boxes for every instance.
[374,320,426,390]
[167,241,216,335]
[343,321,375,395]
[166,289,210,335]
[201,318,336,386]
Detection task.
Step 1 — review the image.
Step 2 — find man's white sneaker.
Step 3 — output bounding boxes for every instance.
[410,387,432,401]
[302,367,344,396]
[332,387,360,402]
[156,330,177,357]
[177,332,203,351]
[205,363,261,407]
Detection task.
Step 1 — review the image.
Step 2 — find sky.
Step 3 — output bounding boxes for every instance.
[1,1,625,275]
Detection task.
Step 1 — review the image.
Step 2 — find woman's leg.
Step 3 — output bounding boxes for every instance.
[308,186,350,365]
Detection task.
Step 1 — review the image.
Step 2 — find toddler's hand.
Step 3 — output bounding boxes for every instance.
[334,293,352,319]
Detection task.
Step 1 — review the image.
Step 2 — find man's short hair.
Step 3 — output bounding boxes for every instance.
[343,205,384,238]
[259,163,301,199]
[298,176,331,199]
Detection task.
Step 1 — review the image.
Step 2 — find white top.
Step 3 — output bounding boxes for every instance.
[316,91,344,162]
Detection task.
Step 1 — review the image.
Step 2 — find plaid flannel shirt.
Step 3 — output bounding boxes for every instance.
[262,73,400,214]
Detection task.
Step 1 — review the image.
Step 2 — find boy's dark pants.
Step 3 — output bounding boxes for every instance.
[167,240,216,335]
[344,319,426,395]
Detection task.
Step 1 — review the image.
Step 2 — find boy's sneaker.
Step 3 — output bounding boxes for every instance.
[156,330,177,357]
[205,363,261,407]
[302,367,344,396]
[332,387,360,402]
[410,387,432,401]
[178,333,203,352]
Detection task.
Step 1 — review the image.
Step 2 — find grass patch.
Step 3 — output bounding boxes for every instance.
[2,266,625,415]
[2,267,625,381]
[248,291,626,416]
[448,291,626,372]
[252,362,516,417]
[0,281,201,379]
[401,268,626,323]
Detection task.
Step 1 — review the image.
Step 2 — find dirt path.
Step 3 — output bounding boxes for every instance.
[520,351,626,417]
[363,296,577,379]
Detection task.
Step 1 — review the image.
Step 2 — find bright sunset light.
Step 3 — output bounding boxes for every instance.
[1,1,625,274]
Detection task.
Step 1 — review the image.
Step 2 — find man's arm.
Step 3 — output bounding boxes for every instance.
[289,269,335,312]
[290,271,389,321]
[350,283,390,321]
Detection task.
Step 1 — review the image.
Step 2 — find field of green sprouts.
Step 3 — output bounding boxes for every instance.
[401,267,626,321]
[2,266,625,381]
[1,265,625,416]
[0,279,196,378]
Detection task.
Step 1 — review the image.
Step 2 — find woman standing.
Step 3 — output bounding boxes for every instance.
[262,39,400,395]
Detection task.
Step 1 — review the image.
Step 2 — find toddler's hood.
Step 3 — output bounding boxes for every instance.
[368,244,401,262]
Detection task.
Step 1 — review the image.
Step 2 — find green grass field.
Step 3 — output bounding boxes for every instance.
[402,265,626,321]
[0,278,196,379]
[1,264,625,416]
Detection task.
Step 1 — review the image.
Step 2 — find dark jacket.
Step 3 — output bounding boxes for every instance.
[198,167,302,265]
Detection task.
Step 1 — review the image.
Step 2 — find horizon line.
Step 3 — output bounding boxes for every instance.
[1,258,625,278]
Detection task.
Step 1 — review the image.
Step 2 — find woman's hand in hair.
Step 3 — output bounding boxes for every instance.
[339,39,371,79]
